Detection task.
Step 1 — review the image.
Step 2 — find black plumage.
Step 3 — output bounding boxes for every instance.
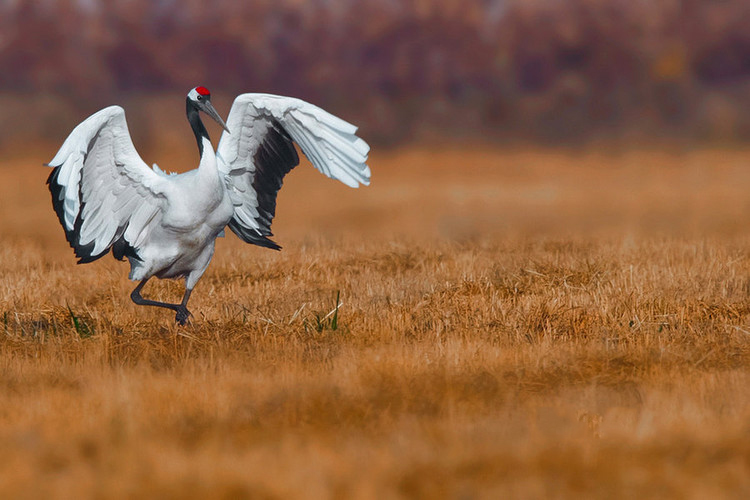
[227,120,299,250]
[47,159,139,264]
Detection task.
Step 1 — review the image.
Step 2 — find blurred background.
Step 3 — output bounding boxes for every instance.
[3,0,750,248]
[1,0,750,153]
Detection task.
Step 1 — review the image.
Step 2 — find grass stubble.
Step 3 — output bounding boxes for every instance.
[1,146,750,498]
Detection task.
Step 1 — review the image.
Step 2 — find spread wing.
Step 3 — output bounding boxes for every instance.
[215,93,370,249]
[46,106,166,263]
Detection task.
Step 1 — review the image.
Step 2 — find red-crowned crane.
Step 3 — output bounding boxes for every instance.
[46,87,370,324]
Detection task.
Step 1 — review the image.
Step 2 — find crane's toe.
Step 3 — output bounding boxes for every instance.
[175,307,192,326]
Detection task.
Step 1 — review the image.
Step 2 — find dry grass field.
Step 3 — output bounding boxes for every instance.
[1,144,750,498]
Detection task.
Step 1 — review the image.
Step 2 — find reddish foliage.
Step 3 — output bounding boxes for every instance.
[2,1,750,144]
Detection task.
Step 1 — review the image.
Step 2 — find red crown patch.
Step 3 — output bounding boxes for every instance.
[195,86,210,96]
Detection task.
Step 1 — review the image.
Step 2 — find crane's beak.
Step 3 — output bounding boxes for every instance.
[202,101,230,134]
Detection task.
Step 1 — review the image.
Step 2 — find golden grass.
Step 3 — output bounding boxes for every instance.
[1,146,750,498]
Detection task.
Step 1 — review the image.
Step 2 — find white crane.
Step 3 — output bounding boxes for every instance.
[46,86,370,325]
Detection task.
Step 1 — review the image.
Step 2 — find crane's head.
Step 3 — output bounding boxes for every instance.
[187,86,230,133]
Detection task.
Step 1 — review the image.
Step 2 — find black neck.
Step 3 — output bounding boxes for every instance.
[186,98,209,156]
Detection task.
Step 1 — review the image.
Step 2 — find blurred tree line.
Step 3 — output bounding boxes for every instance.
[1,0,750,148]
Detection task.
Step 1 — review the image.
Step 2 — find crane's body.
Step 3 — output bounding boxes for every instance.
[46,87,370,324]
[126,137,234,287]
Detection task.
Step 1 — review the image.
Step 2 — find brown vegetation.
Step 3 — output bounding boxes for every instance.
[1,146,750,497]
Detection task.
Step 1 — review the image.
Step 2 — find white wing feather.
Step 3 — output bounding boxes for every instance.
[47,106,165,260]
[215,93,370,243]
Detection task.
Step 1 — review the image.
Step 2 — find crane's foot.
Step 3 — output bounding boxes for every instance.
[175,306,192,326]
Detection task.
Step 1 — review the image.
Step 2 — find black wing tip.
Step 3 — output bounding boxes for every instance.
[246,233,283,251]
[249,120,299,236]
[71,233,138,264]
[47,167,71,236]
[227,221,282,250]
[224,121,297,251]
[47,164,139,264]
[112,237,142,261]
[48,166,97,262]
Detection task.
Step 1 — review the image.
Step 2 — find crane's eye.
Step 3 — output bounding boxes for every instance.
[197,95,203,101]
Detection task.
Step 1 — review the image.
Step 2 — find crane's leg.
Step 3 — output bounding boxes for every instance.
[130,278,193,326]
[175,288,193,326]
